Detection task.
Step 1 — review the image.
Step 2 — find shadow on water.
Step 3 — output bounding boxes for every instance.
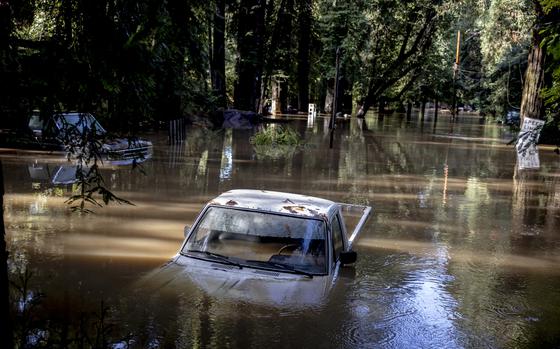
[1,111,560,347]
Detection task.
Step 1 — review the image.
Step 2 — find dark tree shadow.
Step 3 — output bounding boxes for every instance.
[1,160,14,348]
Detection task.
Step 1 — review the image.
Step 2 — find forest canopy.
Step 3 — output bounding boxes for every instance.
[0,0,558,135]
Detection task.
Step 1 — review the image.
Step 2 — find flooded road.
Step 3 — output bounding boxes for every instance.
[2,111,560,348]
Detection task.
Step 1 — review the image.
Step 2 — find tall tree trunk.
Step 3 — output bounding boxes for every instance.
[278,0,294,113]
[434,98,439,123]
[160,0,191,120]
[406,101,412,121]
[258,0,281,114]
[297,0,311,111]
[0,1,10,121]
[271,79,282,115]
[208,11,213,90]
[334,78,350,114]
[420,99,426,122]
[256,0,277,114]
[63,0,73,42]
[324,80,334,113]
[0,160,13,349]
[357,97,374,118]
[254,0,266,112]
[234,0,266,111]
[378,97,385,114]
[520,6,546,122]
[212,0,226,107]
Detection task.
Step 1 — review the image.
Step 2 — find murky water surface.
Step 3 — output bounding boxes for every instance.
[3,112,560,348]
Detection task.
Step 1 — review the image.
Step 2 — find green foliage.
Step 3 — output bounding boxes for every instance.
[315,0,450,113]
[250,125,302,159]
[7,0,213,129]
[250,125,301,146]
[56,114,135,213]
[478,0,533,115]
[539,0,560,145]
[252,143,300,160]
[480,0,533,68]
[414,0,534,116]
[4,0,559,139]
[541,0,560,11]
[540,0,560,110]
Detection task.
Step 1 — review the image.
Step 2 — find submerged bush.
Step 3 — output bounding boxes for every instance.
[250,126,301,146]
[250,126,302,159]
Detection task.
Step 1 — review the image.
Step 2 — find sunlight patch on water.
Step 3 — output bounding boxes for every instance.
[358,238,560,273]
[220,129,233,181]
[64,234,179,260]
[432,134,510,143]
[375,219,463,234]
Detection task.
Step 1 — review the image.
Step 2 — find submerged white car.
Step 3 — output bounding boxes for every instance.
[145,189,372,307]
[28,112,153,165]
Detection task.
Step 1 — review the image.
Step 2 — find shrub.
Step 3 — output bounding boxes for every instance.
[250,126,302,159]
[250,126,301,146]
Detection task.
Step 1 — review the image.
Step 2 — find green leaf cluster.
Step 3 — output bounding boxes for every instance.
[54,114,135,213]
[5,0,213,129]
[540,0,560,110]
[250,125,301,146]
[250,125,302,160]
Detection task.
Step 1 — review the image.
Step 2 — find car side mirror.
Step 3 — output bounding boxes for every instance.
[340,250,357,265]
[183,225,191,237]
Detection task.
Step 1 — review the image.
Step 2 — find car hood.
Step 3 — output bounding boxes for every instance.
[138,254,334,309]
[101,137,152,151]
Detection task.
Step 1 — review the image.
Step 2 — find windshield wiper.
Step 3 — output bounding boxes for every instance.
[186,250,243,269]
[246,260,313,278]
[269,262,314,278]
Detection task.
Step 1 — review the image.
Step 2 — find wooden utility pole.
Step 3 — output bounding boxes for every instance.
[451,31,461,120]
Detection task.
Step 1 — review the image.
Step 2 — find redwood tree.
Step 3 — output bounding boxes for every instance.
[212,0,226,107]
[520,1,547,122]
[233,0,266,111]
[297,0,312,111]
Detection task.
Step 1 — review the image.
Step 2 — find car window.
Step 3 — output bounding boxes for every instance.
[331,214,344,264]
[55,114,106,135]
[28,115,43,131]
[183,207,328,275]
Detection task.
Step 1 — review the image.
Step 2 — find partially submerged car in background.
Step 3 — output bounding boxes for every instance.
[28,112,153,165]
[143,189,372,307]
[505,110,520,126]
[28,161,80,187]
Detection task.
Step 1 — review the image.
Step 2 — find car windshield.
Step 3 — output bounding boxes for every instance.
[183,207,327,275]
[55,114,106,135]
[28,115,43,131]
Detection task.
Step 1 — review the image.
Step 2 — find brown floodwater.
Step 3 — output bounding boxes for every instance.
[2,111,560,348]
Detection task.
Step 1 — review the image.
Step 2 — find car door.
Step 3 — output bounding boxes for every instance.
[330,213,345,278]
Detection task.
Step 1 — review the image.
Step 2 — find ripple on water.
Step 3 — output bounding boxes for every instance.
[336,318,397,348]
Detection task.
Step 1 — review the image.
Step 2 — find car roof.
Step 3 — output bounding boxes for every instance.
[209,189,338,219]
[53,112,96,120]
